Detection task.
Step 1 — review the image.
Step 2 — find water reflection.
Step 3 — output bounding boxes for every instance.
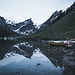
[0,40,64,75]
[0,40,14,60]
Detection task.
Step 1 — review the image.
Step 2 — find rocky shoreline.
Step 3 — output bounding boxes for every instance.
[47,46,75,75]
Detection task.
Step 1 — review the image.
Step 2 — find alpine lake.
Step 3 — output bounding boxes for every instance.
[0,39,75,75]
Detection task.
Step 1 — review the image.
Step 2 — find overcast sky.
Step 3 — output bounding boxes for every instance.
[0,0,75,25]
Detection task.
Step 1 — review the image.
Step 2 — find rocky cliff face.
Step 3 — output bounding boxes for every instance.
[0,16,6,26]
[39,10,63,30]
[13,18,38,35]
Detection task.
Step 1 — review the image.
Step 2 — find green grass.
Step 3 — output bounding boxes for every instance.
[23,9,75,40]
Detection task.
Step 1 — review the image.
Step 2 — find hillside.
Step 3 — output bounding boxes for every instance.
[0,26,18,38]
[24,9,75,40]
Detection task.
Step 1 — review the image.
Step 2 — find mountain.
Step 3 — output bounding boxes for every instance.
[39,2,75,30]
[12,18,38,35]
[0,17,38,38]
[0,16,17,38]
[0,26,17,37]
[5,18,38,35]
[0,2,75,39]
[0,16,6,26]
[39,10,63,30]
[24,8,75,40]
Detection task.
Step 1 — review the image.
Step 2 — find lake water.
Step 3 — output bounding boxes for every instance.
[0,40,64,75]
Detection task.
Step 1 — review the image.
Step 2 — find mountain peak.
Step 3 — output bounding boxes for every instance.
[0,16,6,25]
[23,18,33,25]
[25,18,32,22]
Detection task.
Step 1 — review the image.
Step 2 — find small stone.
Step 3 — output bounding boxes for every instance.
[37,63,40,65]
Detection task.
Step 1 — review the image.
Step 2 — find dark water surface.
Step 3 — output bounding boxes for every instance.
[0,40,64,75]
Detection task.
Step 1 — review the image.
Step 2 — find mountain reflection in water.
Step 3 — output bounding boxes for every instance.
[0,41,64,75]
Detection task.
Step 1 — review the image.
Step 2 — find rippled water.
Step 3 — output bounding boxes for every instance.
[0,40,64,75]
